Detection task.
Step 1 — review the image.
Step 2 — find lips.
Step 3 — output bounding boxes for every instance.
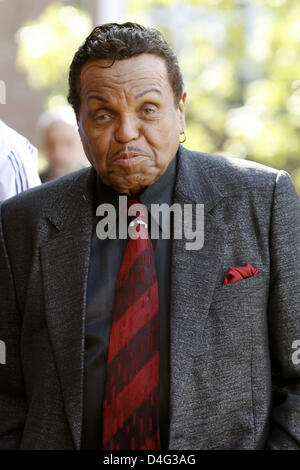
[111,152,147,166]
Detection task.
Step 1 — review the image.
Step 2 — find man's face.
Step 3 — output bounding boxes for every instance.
[43,121,83,170]
[77,53,186,195]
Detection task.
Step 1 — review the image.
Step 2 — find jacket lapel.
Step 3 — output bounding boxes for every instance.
[169,147,227,444]
[40,168,95,449]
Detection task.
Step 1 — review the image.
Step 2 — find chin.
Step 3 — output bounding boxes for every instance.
[105,171,156,193]
[112,179,150,195]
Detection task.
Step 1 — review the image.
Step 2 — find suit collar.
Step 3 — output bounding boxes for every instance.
[174,144,224,212]
[44,167,96,232]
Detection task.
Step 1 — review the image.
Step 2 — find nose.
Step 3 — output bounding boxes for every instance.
[114,114,139,143]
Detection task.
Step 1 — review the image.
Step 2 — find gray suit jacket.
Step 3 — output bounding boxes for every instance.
[0,145,299,449]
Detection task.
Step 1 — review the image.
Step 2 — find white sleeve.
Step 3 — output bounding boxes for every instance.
[0,122,41,201]
[0,153,20,202]
[19,141,41,189]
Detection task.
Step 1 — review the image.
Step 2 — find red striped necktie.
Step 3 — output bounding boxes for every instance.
[102,198,160,450]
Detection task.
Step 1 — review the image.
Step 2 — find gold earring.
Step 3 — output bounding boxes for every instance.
[180,131,186,143]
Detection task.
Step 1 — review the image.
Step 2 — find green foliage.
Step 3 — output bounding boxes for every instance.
[15,0,300,192]
[16,3,91,95]
[129,0,300,193]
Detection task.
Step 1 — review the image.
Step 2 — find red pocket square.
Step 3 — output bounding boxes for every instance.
[223,263,259,285]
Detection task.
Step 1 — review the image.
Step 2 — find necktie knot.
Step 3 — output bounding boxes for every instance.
[127,198,148,227]
[127,198,139,209]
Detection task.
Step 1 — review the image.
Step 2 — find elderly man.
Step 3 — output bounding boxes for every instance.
[0,22,299,450]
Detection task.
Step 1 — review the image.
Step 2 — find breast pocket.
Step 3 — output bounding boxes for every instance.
[212,271,266,303]
[209,271,267,348]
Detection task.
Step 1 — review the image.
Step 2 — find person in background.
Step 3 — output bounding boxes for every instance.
[0,120,41,201]
[37,105,89,183]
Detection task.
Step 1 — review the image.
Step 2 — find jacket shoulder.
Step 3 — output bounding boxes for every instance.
[0,167,93,222]
[187,149,280,196]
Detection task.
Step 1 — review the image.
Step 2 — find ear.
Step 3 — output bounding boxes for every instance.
[178,91,187,132]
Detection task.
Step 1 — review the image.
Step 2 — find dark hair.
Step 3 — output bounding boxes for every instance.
[68,22,184,117]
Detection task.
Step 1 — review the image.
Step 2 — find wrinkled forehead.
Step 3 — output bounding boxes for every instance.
[79,54,172,98]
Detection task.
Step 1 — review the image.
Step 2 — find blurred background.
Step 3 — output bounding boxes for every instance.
[0,0,300,190]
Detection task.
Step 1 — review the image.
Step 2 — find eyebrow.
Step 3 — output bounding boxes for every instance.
[87,87,162,103]
[134,87,162,99]
[87,95,109,103]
